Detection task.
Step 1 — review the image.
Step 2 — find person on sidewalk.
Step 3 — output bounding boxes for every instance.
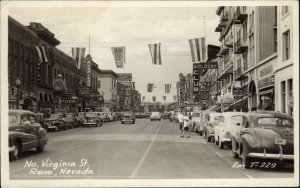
[183,112,191,138]
[178,111,184,137]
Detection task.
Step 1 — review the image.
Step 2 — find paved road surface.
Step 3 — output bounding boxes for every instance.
[9,119,294,179]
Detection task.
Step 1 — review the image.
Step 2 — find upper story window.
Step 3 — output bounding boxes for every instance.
[282,6,289,16]
[283,30,290,61]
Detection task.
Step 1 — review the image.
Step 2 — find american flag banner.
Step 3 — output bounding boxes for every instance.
[152,96,156,102]
[162,96,167,101]
[165,84,172,94]
[148,43,162,65]
[35,46,48,63]
[131,82,135,90]
[72,47,86,69]
[188,37,206,63]
[111,47,126,68]
[147,83,154,92]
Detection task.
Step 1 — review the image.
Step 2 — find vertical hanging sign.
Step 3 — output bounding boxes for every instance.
[86,60,91,87]
[193,63,199,103]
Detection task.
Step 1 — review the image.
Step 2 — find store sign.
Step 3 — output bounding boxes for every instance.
[258,75,274,89]
[179,75,186,107]
[37,62,41,83]
[78,87,91,95]
[21,91,37,100]
[117,73,132,82]
[199,89,210,101]
[193,64,200,102]
[233,88,243,96]
[86,60,91,87]
[53,97,76,104]
[193,62,218,70]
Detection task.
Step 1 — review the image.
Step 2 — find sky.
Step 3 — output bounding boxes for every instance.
[8,3,220,103]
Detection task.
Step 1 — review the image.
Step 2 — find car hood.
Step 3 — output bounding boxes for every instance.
[45,117,62,122]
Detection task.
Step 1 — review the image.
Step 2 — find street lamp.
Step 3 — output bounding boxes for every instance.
[15,78,21,109]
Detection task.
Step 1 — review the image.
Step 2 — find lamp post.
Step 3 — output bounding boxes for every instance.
[15,78,21,109]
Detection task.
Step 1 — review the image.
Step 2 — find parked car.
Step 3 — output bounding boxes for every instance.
[162,112,172,119]
[214,112,245,149]
[35,112,58,132]
[82,112,102,127]
[150,112,162,121]
[64,113,80,128]
[135,112,145,119]
[231,111,294,168]
[202,111,222,142]
[121,111,135,124]
[98,112,110,123]
[106,112,115,122]
[191,111,203,134]
[77,112,86,126]
[9,110,48,160]
[169,112,179,123]
[45,113,67,131]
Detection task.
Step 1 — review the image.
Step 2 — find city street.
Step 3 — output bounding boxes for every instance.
[9,119,293,179]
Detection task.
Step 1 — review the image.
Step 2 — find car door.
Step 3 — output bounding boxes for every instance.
[21,114,39,150]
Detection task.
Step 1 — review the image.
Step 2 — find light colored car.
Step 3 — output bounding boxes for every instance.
[150,112,162,121]
[191,111,203,135]
[202,111,222,142]
[82,112,102,127]
[214,112,245,149]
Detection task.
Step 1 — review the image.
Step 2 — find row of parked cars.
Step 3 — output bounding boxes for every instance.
[189,110,294,168]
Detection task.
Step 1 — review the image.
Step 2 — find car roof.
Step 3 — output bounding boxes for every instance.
[246,111,293,120]
[222,112,245,117]
[9,109,34,115]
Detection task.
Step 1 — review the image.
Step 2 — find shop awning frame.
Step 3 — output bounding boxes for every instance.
[224,97,248,112]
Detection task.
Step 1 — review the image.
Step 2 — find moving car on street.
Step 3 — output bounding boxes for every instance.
[82,112,102,127]
[202,111,222,142]
[169,112,179,123]
[9,110,48,161]
[121,111,135,124]
[150,112,162,121]
[231,111,294,168]
[214,112,245,149]
[162,112,172,119]
[191,111,203,134]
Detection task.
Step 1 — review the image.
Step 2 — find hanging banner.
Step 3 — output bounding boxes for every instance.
[86,60,91,87]
[111,47,126,68]
[162,96,166,101]
[35,46,48,63]
[148,43,162,65]
[188,37,206,63]
[152,96,156,102]
[165,84,171,94]
[72,47,86,69]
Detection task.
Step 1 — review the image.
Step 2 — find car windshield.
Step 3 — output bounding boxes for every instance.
[50,114,62,118]
[9,114,19,124]
[152,112,160,115]
[85,113,96,117]
[257,117,293,128]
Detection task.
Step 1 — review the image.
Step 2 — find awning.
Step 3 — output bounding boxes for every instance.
[224,97,248,112]
[258,88,274,96]
[206,104,220,111]
[214,103,231,112]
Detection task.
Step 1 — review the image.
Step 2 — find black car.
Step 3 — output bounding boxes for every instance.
[45,113,67,131]
[35,113,58,132]
[162,112,172,119]
[121,111,135,124]
[9,110,48,160]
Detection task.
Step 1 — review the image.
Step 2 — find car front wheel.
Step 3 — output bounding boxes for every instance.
[37,144,45,152]
[10,143,20,161]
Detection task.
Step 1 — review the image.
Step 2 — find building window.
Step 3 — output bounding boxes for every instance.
[282,6,289,16]
[287,79,293,116]
[281,81,286,113]
[283,30,290,61]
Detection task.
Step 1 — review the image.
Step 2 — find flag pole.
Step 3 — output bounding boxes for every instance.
[89,32,91,54]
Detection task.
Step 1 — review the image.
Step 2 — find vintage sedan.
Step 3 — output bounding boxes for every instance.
[64,113,80,128]
[121,111,135,124]
[77,112,86,127]
[9,110,48,160]
[35,112,58,132]
[98,112,110,123]
[45,113,67,131]
[162,112,172,119]
[231,111,294,168]
[214,112,245,149]
[82,112,102,127]
[169,112,179,123]
[191,111,203,135]
[202,111,222,142]
[150,112,162,121]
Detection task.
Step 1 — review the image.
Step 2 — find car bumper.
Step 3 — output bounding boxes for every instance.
[122,119,134,122]
[248,152,294,160]
[83,122,98,126]
[220,138,231,143]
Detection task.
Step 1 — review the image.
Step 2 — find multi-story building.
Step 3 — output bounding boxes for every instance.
[209,6,278,112]
[8,16,86,114]
[98,70,118,111]
[274,6,294,116]
[116,82,126,111]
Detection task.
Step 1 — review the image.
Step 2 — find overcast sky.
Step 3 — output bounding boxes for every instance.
[8,3,220,103]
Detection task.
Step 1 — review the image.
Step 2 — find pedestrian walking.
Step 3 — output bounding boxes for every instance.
[178,111,184,137]
[183,112,190,138]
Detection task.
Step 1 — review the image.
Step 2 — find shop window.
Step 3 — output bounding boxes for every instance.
[283,30,290,61]
[288,79,293,116]
[281,81,286,113]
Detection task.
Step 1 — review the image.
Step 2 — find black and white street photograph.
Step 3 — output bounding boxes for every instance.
[0,1,299,187]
